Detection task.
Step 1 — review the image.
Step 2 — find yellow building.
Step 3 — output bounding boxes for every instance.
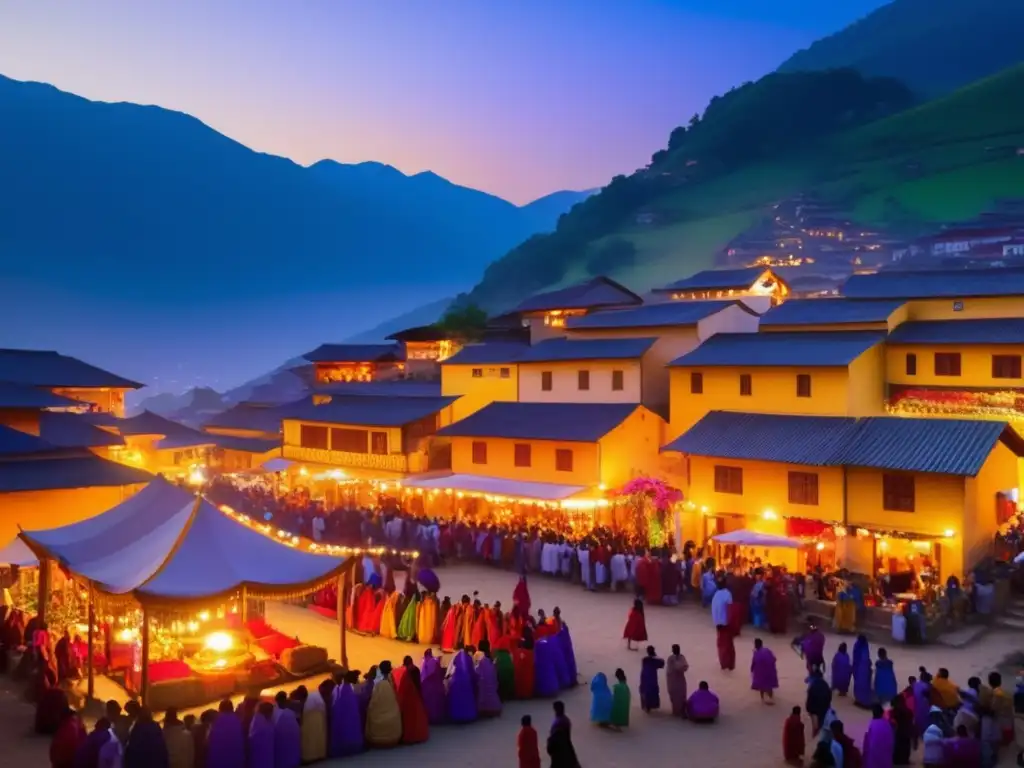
[302,343,405,384]
[652,266,789,309]
[663,411,1024,580]
[758,297,908,333]
[114,410,215,477]
[386,326,465,378]
[667,330,887,439]
[441,342,527,421]
[201,401,286,472]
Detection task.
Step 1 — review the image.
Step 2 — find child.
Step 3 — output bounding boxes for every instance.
[611,668,631,729]
[517,714,540,768]
[783,706,805,766]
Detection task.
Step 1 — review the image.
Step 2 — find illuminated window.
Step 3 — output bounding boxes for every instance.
[714,465,743,495]
[578,370,590,391]
[471,368,483,378]
[993,354,1022,379]
[300,424,329,450]
[541,371,553,391]
[514,443,531,468]
[905,353,917,376]
[471,441,487,465]
[882,473,915,512]
[934,352,961,377]
[796,373,811,398]
[788,471,819,505]
[611,370,624,391]
[555,448,573,472]
[370,431,388,455]
[739,373,752,396]
[690,372,703,394]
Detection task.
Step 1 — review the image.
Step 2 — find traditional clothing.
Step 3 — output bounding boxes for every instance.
[874,656,897,704]
[416,594,439,645]
[512,647,535,699]
[533,639,560,698]
[611,679,631,728]
[476,656,502,716]
[831,647,852,695]
[272,708,301,768]
[365,676,402,748]
[716,626,736,671]
[440,603,464,652]
[783,712,805,765]
[556,625,578,686]
[687,688,720,723]
[546,715,579,768]
[589,673,613,725]
[446,652,478,723]
[124,719,170,768]
[751,646,779,695]
[300,692,327,763]
[640,654,665,712]
[247,715,274,768]
[50,713,86,768]
[666,652,689,718]
[420,653,447,725]
[397,593,419,641]
[330,682,364,756]
[206,711,244,768]
[379,592,401,639]
[517,724,541,768]
[853,637,874,708]
[494,648,516,701]
[801,628,826,673]
[622,604,647,643]
[163,722,194,768]
[396,667,429,744]
[862,715,895,768]
[76,722,116,768]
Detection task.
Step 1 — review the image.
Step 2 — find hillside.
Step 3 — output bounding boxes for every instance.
[464,64,1024,312]
[778,0,1024,98]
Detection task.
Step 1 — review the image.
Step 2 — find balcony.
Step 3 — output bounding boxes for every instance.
[283,444,410,474]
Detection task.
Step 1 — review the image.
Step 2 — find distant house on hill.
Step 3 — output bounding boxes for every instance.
[652,266,789,311]
[302,343,405,384]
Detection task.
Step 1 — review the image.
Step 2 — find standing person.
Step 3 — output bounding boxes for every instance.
[751,637,780,705]
[665,644,690,719]
[206,700,244,768]
[874,648,897,705]
[831,642,852,697]
[852,635,874,709]
[589,672,613,728]
[50,706,86,768]
[639,646,665,714]
[911,672,932,746]
[806,665,833,738]
[711,581,736,671]
[396,657,429,744]
[161,709,194,768]
[546,701,580,768]
[611,669,631,730]
[783,706,806,767]
[801,621,826,675]
[272,698,300,768]
[922,707,946,768]
[517,715,541,768]
[890,695,914,765]
[247,703,275,768]
[861,704,895,768]
[124,709,170,768]
[299,688,326,763]
[622,599,647,651]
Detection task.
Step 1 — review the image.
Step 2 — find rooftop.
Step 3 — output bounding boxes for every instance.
[669,331,884,367]
[0,348,142,389]
[510,276,643,314]
[564,300,741,330]
[759,298,905,327]
[437,401,641,442]
[204,434,281,453]
[115,410,207,438]
[316,381,444,398]
[0,424,58,456]
[202,402,291,434]
[886,318,1024,345]
[517,336,657,363]
[657,266,779,293]
[443,342,529,366]
[302,343,403,364]
[0,454,152,492]
[0,382,82,410]
[284,394,457,427]
[841,267,1024,299]
[38,412,125,449]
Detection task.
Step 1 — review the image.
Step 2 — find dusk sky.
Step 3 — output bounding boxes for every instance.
[0,0,888,204]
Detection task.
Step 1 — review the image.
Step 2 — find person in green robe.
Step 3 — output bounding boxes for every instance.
[397,591,420,642]
[611,667,631,729]
[494,647,515,701]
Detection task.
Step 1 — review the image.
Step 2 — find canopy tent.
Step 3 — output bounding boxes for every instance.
[20,475,352,605]
[262,457,293,473]
[711,529,801,549]
[0,536,37,567]
[403,472,587,501]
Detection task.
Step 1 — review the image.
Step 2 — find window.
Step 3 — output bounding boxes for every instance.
[611,370,624,391]
[796,373,812,398]
[499,367,511,379]
[713,465,743,495]
[934,352,961,377]
[578,370,590,391]
[370,431,388,455]
[555,448,573,472]
[739,373,752,397]
[905,353,917,376]
[788,471,819,505]
[471,368,483,378]
[514,443,532,468]
[331,427,367,453]
[299,424,329,450]
[882,473,915,512]
[471,440,487,465]
[993,354,1022,379]
[541,371,553,391]
[690,372,703,394]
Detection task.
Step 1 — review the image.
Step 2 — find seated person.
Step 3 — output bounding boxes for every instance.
[686,681,719,724]
[930,668,960,710]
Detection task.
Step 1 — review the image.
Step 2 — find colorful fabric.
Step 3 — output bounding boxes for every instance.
[589,673,613,724]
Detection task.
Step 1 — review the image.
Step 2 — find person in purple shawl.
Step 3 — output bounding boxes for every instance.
[549,633,571,690]
[446,649,479,723]
[912,671,932,739]
[534,638,561,698]
[476,641,502,717]
[800,622,826,674]
[557,624,578,686]
[853,634,874,708]
[639,645,665,713]
[420,650,447,725]
[861,704,895,768]
[273,698,301,768]
[750,638,779,704]
[75,718,114,768]
[124,708,170,768]
[248,702,275,768]
[686,681,720,723]
[329,672,365,757]
[206,699,245,768]
[831,641,852,696]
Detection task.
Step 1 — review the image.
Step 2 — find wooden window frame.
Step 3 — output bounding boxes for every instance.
[690,372,703,394]
[796,373,812,398]
[300,424,329,450]
[611,370,624,391]
[739,373,752,397]
[514,443,532,468]
[905,352,917,376]
[882,473,915,512]
[370,431,388,455]
[541,371,553,391]
[555,448,573,472]
[499,367,511,379]
[787,471,819,505]
[713,465,743,495]
[992,354,1022,379]
[471,368,483,378]
[578,370,590,391]
[331,427,368,453]
[471,440,488,465]
[933,352,961,377]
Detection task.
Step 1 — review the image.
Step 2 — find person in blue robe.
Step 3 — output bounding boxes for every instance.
[873,647,897,704]
[852,635,874,708]
[329,675,364,757]
[557,624,578,686]
[533,638,561,698]
[446,650,478,723]
[589,673,613,726]
[639,646,665,713]
[830,641,852,696]
[206,700,244,768]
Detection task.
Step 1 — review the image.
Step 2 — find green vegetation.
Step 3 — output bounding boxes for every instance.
[435,302,489,341]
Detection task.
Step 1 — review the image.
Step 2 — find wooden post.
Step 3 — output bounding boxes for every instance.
[37,557,51,624]
[140,606,151,705]
[240,586,249,622]
[336,570,349,670]
[86,587,95,701]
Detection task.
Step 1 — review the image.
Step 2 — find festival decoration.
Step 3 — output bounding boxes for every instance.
[612,477,683,547]
[887,388,1024,422]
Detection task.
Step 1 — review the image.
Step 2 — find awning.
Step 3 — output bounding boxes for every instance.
[403,473,586,501]
[711,529,801,549]
[262,458,293,472]
[0,537,37,567]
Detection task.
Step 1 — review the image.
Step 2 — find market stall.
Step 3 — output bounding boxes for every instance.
[710,529,802,571]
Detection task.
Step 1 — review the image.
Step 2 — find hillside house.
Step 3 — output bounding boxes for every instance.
[653,266,789,310]
[386,325,466,378]
[303,343,405,384]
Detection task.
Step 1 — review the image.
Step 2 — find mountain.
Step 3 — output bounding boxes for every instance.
[463,63,1024,313]
[346,296,454,343]
[0,75,586,388]
[778,0,1024,98]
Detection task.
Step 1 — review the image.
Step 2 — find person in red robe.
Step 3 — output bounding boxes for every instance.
[440,602,464,652]
[513,577,531,618]
[397,656,429,744]
[462,598,479,649]
[49,706,86,768]
[623,599,647,651]
[512,637,536,699]
[517,714,541,768]
[783,705,805,766]
[485,604,502,644]
[716,625,736,672]
[471,606,489,648]
[766,577,789,635]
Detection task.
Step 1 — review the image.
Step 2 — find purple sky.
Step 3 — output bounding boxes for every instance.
[0,0,888,203]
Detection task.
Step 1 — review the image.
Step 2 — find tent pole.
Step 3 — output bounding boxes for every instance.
[140,606,150,706]
[86,586,95,701]
[240,586,248,623]
[337,570,349,670]
[37,557,51,624]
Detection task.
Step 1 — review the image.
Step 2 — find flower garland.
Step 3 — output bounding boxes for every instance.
[611,477,683,547]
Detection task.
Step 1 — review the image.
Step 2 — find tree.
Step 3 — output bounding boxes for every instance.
[585,237,637,276]
[436,302,488,340]
[688,113,701,128]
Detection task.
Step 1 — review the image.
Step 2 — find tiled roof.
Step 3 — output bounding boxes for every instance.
[663,411,859,465]
[38,412,124,449]
[564,300,738,330]
[319,380,444,398]
[0,424,58,456]
[511,277,643,314]
[153,432,217,450]
[284,395,456,427]
[657,267,777,292]
[841,267,1024,299]
[517,337,656,363]
[443,342,529,366]
[116,410,201,438]
[202,402,290,434]
[669,331,884,367]
[0,349,142,389]
[203,434,281,453]
[759,298,905,327]
[886,318,1024,345]
[437,401,640,442]
[0,456,153,492]
[302,343,403,364]
[664,411,1023,476]
[0,382,81,409]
